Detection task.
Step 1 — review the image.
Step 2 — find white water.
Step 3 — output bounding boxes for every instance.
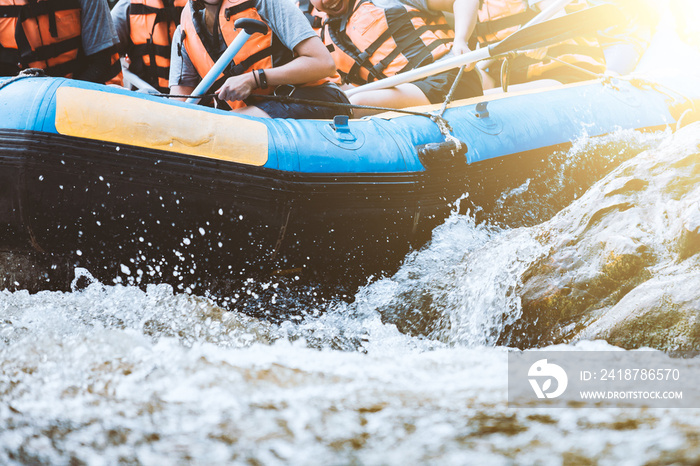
[3,122,700,463]
[2,281,699,464]
[3,19,700,463]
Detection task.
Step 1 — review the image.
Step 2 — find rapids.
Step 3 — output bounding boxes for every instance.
[1,121,699,464]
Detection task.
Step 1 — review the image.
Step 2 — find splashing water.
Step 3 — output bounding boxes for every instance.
[1,124,700,464]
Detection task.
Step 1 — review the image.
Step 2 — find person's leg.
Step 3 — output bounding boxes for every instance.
[349,83,430,118]
[477,61,498,90]
[348,66,484,117]
[242,84,351,119]
[233,105,271,118]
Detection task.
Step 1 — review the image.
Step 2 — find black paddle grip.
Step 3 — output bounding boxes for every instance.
[234,18,269,36]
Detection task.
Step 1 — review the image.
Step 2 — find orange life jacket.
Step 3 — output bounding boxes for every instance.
[475,0,537,46]
[181,0,284,109]
[475,0,606,83]
[127,0,186,92]
[297,0,325,31]
[0,0,122,85]
[0,0,83,77]
[325,0,454,85]
[297,0,343,84]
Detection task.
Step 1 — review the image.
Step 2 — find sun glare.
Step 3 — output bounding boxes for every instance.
[667,0,700,45]
[629,0,700,77]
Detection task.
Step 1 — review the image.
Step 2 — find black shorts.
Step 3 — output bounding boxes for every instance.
[412,66,483,103]
[251,83,352,119]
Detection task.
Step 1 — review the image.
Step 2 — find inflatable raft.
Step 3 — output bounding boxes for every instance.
[1,72,698,289]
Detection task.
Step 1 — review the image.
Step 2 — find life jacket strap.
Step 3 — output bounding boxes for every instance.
[474,8,538,45]
[24,36,81,64]
[223,0,256,21]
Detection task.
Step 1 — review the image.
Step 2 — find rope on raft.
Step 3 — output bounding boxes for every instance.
[155,58,477,137]
[0,68,46,90]
[10,54,696,147]
[160,91,457,135]
[163,92,439,118]
[160,65,473,140]
[434,65,467,154]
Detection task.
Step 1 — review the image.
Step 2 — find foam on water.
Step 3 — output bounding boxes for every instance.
[2,100,700,466]
[2,281,699,465]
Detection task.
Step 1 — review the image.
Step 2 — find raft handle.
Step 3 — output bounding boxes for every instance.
[330,115,357,143]
[416,139,468,169]
[475,102,489,119]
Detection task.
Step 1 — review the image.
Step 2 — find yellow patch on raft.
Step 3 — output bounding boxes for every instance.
[54,87,268,166]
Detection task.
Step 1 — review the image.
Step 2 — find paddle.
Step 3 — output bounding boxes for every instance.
[186,18,269,104]
[122,67,159,94]
[344,3,622,97]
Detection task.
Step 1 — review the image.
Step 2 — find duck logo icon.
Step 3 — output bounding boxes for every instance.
[528,359,568,399]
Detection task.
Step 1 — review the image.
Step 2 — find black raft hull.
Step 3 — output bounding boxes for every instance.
[1,74,697,294]
[0,127,548,292]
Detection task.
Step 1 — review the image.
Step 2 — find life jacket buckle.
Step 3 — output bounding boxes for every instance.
[274,84,296,97]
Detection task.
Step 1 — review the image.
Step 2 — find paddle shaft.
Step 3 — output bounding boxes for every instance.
[186,30,253,104]
[344,0,575,97]
[122,67,159,93]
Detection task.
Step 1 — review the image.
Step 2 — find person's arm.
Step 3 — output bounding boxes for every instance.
[168,26,200,100]
[215,0,336,102]
[215,35,335,103]
[424,0,480,56]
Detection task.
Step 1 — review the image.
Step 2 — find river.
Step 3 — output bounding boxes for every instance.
[4,8,700,462]
[2,119,699,464]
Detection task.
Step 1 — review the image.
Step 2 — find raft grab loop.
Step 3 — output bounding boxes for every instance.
[415,63,470,169]
[475,102,489,118]
[330,115,356,143]
[418,66,470,170]
[416,139,468,169]
[320,115,365,149]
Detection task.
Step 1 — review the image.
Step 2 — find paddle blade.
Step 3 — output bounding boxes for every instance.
[490,3,625,56]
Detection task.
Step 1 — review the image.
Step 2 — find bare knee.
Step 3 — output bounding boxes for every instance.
[233,105,271,118]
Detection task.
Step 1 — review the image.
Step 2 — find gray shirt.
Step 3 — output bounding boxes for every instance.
[110,0,132,54]
[169,0,316,87]
[81,0,119,56]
